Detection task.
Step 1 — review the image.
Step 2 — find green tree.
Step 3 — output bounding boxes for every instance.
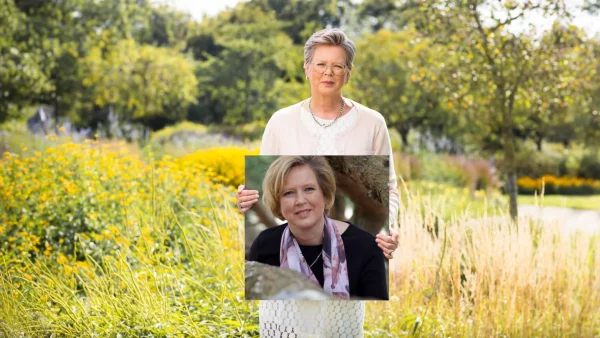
[0,0,55,122]
[81,38,198,131]
[1,0,162,126]
[250,0,351,44]
[513,25,596,150]
[347,29,450,148]
[414,0,585,219]
[191,3,299,124]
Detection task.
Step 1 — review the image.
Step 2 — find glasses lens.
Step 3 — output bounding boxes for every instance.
[313,63,346,75]
[333,65,345,75]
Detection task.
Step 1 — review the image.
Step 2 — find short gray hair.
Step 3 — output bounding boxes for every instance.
[304,28,356,68]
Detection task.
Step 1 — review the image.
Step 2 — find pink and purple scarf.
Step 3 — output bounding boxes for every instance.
[279,216,350,299]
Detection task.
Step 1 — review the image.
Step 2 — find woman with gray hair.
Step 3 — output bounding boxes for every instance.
[237,28,400,337]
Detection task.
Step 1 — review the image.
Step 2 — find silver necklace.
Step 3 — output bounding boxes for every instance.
[303,224,324,270]
[308,98,345,128]
[308,251,322,269]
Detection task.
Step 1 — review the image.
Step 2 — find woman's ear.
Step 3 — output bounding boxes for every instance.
[345,68,352,84]
[304,63,310,80]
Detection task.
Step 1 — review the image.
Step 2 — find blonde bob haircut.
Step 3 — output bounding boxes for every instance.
[304,28,356,67]
[262,156,336,220]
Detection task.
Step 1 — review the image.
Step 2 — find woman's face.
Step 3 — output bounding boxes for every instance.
[280,164,327,229]
[305,45,351,96]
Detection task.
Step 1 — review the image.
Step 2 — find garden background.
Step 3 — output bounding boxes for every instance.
[1,0,599,336]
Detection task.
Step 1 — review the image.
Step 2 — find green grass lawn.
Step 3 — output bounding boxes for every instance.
[401,180,600,222]
[518,194,600,210]
[401,180,507,220]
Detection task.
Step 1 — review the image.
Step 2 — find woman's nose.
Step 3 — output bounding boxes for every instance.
[295,192,307,205]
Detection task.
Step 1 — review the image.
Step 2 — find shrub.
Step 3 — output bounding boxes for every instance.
[517,175,600,195]
[512,146,563,178]
[144,121,248,158]
[208,121,266,142]
[416,154,469,188]
[578,152,600,180]
[0,142,257,262]
[178,147,259,187]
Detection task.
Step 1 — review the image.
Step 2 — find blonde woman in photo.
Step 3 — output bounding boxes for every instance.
[248,156,389,301]
[237,28,399,337]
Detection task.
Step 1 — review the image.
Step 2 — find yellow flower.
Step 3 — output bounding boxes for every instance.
[57,253,69,265]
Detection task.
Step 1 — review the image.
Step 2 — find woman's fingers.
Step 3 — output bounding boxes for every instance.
[376,232,399,259]
[377,242,394,259]
[238,198,259,210]
[376,232,399,248]
[377,243,395,259]
[239,204,255,213]
[235,186,259,213]
[238,192,259,203]
[376,239,395,250]
[390,228,399,243]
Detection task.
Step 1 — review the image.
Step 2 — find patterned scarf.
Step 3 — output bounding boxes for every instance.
[280,216,350,299]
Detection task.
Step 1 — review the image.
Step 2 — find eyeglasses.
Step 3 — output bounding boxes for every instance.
[310,62,348,75]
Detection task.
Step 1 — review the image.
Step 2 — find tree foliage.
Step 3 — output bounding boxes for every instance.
[81,38,198,130]
[0,0,598,165]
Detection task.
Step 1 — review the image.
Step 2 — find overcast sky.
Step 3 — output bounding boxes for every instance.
[152,0,249,19]
[152,0,599,36]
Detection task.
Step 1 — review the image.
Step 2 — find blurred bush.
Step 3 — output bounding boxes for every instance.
[511,145,563,178]
[0,120,59,156]
[415,153,469,187]
[143,121,249,158]
[208,121,266,142]
[497,142,600,181]
[517,175,600,195]
[0,142,257,262]
[178,146,259,187]
[578,152,600,180]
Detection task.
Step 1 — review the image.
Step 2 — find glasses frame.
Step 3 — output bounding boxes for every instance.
[309,62,349,76]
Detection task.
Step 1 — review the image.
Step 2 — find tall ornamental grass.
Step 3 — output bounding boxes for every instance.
[366,184,600,337]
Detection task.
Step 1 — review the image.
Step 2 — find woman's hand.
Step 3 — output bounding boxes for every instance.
[236,185,259,213]
[375,228,399,259]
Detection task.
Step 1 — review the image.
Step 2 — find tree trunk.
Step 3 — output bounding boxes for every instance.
[244,73,250,123]
[505,171,518,219]
[328,191,347,221]
[501,98,519,221]
[252,201,278,229]
[54,100,60,134]
[326,156,389,235]
[536,136,543,152]
[398,126,410,147]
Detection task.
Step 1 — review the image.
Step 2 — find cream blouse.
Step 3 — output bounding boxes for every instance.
[260,98,400,223]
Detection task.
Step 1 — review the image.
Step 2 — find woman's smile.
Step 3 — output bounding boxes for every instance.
[295,208,312,218]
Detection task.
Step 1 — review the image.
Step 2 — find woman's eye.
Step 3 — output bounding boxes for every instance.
[305,187,315,192]
[283,191,293,196]
[334,65,343,69]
